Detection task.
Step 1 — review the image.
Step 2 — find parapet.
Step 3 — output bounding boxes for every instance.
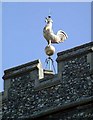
[2,59,44,98]
[56,41,93,77]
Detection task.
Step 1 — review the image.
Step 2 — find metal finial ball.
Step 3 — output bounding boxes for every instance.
[45,45,55,56]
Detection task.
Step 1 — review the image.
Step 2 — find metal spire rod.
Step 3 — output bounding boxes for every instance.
[49,8,51,16]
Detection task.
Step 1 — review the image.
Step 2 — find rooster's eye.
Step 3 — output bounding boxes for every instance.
[48,16,51,18]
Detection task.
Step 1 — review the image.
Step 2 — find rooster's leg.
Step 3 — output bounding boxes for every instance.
[48,40,51,45]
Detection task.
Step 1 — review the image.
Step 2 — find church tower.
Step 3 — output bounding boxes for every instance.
[1,42,93,120]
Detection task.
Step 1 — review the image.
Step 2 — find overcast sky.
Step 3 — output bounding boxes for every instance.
[0,2,91,91]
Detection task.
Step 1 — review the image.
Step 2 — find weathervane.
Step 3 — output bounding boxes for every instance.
[43,15,68,72]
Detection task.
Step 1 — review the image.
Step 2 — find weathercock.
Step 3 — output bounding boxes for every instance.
[43,16,68,45]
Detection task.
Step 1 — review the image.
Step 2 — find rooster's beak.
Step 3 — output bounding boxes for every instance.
[45,17,48,23]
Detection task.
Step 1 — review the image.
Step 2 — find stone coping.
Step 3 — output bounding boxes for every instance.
[56,42,93,62]
[57,42,93,56]
[3,59,41,80]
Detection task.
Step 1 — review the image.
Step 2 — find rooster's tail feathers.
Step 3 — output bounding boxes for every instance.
[57,30,68,42]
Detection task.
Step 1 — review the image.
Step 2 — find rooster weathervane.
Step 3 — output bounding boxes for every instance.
[43,15,68,72]
[43,15,68,45]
